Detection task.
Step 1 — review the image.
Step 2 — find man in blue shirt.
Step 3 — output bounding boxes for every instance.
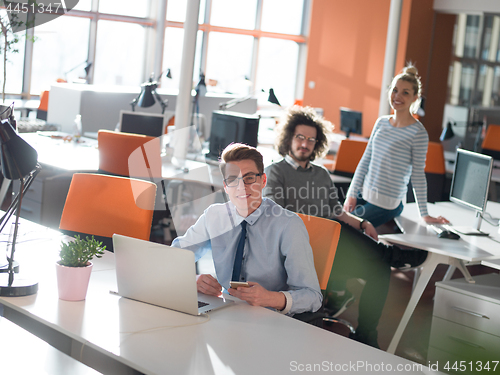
[172,143,322,315]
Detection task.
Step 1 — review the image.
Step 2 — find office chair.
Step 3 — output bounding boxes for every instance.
[36,90,49,121]
[332,139,368,178]
[481,124,500,160]
[407,141,446,203]
[59,173,157,251]
[331,139,367,202]
[295,213,354,334]
[97,130,162,179]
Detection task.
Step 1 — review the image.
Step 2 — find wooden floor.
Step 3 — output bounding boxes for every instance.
[325,263,499,365]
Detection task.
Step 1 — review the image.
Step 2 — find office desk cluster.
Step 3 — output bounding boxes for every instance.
[0,218,438,375]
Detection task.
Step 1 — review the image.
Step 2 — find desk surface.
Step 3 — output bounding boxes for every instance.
[0,219,438,375]
[382,201,500,262]
[381,201,500,354]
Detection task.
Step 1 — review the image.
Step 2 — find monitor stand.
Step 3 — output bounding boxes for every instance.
[448,210,489,236]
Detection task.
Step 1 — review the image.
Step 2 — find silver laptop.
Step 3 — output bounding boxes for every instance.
[112,234,233,315]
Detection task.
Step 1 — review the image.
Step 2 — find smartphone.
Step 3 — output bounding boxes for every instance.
[230,281,249,289]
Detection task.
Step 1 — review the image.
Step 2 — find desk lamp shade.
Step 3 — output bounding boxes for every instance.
[268,88,281,106]
[440,121,454,142]
[137,82,156,108]
[0,119,38,180]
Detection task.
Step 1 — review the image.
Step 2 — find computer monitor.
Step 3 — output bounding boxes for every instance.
[340,107,362,138]
[208,110,260,160]
[119,110,169,138]
[449,148,493,234]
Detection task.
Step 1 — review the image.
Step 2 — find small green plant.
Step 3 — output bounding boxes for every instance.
[59,235,106,268]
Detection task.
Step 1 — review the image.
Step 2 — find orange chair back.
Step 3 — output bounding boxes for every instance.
[297,213,341,290]
[98,130,162,178]
[334,139,368,175]
[38,91,49,111]
[60,173,157,240]
[424,141,446,174]
[482,124,500,152]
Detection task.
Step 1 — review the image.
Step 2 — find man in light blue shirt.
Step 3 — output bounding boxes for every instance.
[172,143,322,315]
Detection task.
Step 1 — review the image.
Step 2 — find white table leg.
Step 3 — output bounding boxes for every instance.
[387,252,450,354]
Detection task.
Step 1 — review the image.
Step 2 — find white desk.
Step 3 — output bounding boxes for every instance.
[0,316,101,375]
[0,219,440,375]
[380,201,500,354]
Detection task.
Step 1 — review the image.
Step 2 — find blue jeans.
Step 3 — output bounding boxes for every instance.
[352,198,404,227]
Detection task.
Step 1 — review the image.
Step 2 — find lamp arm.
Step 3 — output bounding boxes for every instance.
[219,94,253,111]
[0,164,42,234]
[152,89,168,114]
[219,89,264,111]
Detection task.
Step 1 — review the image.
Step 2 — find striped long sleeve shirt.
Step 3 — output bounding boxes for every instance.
[346,116,429,217]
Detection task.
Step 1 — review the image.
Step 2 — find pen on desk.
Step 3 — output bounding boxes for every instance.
[109,290,120,296]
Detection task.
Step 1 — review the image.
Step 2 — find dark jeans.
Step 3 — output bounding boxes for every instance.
[326,220,391,336]
[352,197,404,227]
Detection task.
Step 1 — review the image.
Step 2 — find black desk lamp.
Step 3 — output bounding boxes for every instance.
[130,74,169,114]
[440,120,484,152]
[0,118,41,296]
[219,88,281,111]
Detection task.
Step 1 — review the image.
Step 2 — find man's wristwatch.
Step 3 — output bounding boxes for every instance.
[360,219,368,231]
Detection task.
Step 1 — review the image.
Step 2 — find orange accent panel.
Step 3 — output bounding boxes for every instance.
[297,213,341,290]
[424,141,445,175]
[59,173,157,240]
[98,130,162,178]
[334,139,368,174]
[38,91,49,111]
[482,124,500,152]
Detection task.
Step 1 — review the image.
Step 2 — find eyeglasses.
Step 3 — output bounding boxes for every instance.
[224,173,263,187]
[294,134,317,144]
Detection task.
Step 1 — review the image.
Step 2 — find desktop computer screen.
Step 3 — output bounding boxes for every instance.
[340,107,362,138]
[119,111,168,138]
[449,148,493,232]
[208,111,260,160]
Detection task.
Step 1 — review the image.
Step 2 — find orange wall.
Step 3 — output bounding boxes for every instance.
[304,0,392,137]
[303,0,454,141]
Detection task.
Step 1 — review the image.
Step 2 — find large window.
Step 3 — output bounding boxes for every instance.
[448,14,500,108]
[1,0,309,107]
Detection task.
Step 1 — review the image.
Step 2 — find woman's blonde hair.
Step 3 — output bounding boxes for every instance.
[388,64,422,114]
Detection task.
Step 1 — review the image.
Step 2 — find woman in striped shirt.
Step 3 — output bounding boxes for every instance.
[344,65,449,227]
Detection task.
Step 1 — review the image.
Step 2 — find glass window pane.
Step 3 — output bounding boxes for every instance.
[261,0,303,35]
[464,15,480,59]
[205,32,253,96]
[210,0,257,30]
[98,0,150,18]
[458,62,476,106]
[161,28,203,92]
[94,20,146,86]
[31,16,90,95]
[492,66,500,106]
[255,38,299,107]
[73,0,92,11]
[167,0,206,23]
[0,11,25,96]
[473,64,488,106]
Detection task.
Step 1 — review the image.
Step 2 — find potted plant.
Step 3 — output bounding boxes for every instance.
[56,235,106,301]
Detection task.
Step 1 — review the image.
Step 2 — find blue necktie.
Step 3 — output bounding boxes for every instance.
[231,221,247,281]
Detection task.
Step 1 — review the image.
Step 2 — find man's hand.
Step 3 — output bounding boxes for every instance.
[196,274,222,296]
[423,215,450,225]
[363,221,378,241]
[229,282,286,310]
[343,196,357,213]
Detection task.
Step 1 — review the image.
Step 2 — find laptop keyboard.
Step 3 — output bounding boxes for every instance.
[198,301,209,308]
